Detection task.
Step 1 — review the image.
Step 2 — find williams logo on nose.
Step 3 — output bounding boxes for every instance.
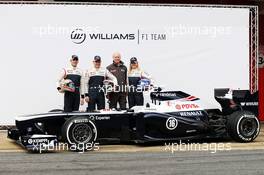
[71,29,86,44]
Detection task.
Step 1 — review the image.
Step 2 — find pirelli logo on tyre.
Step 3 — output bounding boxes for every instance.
[73,118,89,124]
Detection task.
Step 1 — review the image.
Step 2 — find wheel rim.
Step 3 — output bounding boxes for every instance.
[239,118,257,137]
[71,123,93,144]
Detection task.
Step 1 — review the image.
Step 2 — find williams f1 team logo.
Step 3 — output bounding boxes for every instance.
[71,29,86,44]
[70,28,166,44]
[166,117,178,130]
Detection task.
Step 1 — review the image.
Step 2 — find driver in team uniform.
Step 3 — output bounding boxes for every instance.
[57,55,84,112]
[82,56,117,111]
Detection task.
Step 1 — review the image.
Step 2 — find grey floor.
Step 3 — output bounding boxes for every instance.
[0,150,264,175]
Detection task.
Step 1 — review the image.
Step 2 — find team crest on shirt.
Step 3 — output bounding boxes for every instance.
[99,71,105,75]
[133,72,141,76]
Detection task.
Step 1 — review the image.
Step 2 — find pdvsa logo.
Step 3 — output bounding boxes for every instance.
[71,29,86,44]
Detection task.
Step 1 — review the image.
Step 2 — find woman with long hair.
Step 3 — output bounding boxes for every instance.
[127,57,153,108]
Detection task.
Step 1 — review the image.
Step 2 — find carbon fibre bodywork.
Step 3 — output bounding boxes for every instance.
[7,89,259,150]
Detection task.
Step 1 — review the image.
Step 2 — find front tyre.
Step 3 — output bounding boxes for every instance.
[227,111,260,142]
[62,116,97,151]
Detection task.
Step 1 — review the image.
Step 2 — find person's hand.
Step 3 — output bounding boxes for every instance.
[85,97,89,103]
[57,87,64,93]
[80,98,84,105]
[149,84,154,91]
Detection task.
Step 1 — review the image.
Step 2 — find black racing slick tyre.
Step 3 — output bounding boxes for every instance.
[227,111,260,142]
[62,116,97,152]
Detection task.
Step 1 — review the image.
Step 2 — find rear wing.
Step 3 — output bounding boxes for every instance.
[214,88,258,116]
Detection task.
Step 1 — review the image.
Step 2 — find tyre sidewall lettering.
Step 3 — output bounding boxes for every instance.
[236,115,260,141]
[66,118,97,145]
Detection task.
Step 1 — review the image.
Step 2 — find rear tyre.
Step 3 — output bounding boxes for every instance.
[61,116,97,152]
[227,111,260,142]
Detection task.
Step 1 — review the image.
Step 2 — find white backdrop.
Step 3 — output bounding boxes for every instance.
[0,4,250,124]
